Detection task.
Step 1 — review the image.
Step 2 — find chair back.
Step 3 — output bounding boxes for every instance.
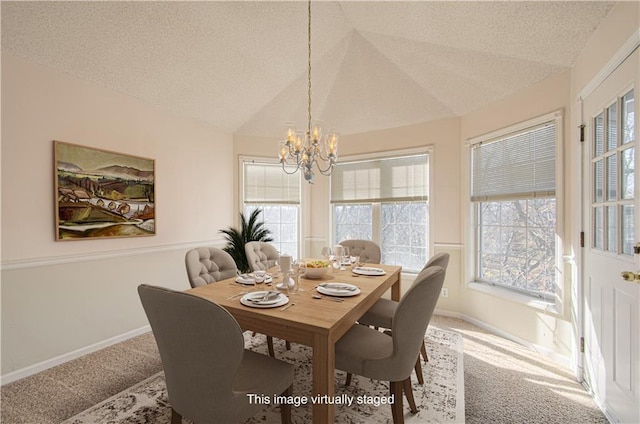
[422,252,450,272]
[390,266,446,378]
[185,247,237,288]
[137,284,246,423]
[245,241,279,271]
[339,239,381,264]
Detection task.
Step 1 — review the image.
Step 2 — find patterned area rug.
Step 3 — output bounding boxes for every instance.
[63,326,464,424]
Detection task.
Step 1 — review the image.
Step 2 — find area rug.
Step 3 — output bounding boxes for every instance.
[63,326,464,424]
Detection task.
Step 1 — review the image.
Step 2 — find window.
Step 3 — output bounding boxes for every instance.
[470,113,560,301]
[331,152,430,273]
[242,160,300,256]
[592,90,635,255]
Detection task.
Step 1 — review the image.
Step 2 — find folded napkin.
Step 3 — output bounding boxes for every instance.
[247,291,281,304]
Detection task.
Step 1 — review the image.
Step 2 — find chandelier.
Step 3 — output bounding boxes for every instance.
[278,0,339,184]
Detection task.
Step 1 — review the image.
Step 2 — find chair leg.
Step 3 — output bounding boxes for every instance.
[285,341,291,350]
[279,384,293,424]
[171,408,182,424]
[267,336,275,357]
[345,373,352,387]
[420,341,428,362]
[414,356,424,385]
[389,381,404,424]
[403,377,418,414]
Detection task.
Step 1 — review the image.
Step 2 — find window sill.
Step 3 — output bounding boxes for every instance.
[467,281,560,315]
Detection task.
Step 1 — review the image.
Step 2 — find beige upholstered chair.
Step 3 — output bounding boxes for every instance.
[185,247,237,288]
[245,241,280,271]
[185,246,277,356]
[339,239,381,264]
[138,284,294,424]
[356,252,450,383]
[335,266,446,424]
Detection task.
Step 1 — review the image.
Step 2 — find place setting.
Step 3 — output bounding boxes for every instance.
[234,270,273,286]
[316,282,361,297]
[239,290,289,309]
[351,266,386,277]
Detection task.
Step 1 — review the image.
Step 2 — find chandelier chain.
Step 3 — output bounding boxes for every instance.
[307,0,312,137]
[279,0,338,184]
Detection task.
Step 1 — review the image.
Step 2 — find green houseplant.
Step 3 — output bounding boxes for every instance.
[219,209,273,273]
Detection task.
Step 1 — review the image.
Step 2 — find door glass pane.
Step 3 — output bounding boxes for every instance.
[595,113,604,157]
[622,205,634,255]
[594,159,604,202]
[607,155,617,201]
[622,90,635,144]
[622,147,634,199]
[607,102,618,151]
[594,206,603,250]
[606,205,617,253]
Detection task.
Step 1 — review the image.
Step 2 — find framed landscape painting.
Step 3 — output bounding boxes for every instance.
[54,141,155,240]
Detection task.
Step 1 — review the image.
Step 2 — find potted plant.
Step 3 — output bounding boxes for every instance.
[219,209,273,273]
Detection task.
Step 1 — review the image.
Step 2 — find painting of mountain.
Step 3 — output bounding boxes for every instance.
[54,141,156,240]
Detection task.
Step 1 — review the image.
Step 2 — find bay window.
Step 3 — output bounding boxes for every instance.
[331,152,430,273]
[470,112,561,300]
[242,159,301,257]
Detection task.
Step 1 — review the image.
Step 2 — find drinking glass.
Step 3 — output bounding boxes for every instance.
[341,247,350,271]
[321,246,332,262]
[290,260,306,294]
[253,270,266,292]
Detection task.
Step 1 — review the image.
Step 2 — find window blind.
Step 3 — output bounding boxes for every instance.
[471,122,556,201]
[244,162,300,204]
[331,154,428,203]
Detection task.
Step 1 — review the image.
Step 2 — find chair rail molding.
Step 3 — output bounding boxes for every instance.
[1,239,226,270]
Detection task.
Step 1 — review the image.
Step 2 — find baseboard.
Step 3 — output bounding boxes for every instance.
[1,325,151,386]
[460,314,572,369]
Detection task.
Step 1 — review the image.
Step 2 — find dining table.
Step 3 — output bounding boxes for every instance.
[186,262,402,424]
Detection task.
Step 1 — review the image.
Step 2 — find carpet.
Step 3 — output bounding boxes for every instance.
[62,326,464,424]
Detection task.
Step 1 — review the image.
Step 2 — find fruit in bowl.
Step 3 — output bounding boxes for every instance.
[304,259,330,279]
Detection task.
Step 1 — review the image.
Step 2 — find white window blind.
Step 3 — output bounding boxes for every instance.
[471,122,556,201]
[244,162,300,204]
[331,154,429,203]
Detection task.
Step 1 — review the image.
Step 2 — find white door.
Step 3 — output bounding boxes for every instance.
[582,48,639,424]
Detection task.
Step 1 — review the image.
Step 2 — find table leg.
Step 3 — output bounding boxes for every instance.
[391,273,401,301]
[312,334,335,423]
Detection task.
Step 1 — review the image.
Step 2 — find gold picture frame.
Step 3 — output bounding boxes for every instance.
[54,141,156,241]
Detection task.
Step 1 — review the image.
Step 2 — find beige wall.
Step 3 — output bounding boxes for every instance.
[1,55,234,378]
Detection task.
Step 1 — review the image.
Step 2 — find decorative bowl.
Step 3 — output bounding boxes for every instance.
[304,259,330,279]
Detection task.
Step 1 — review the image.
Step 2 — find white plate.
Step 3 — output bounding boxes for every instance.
[317,283,361,297]
[235,275,273,285]
[240,291,289,308]
[352,267,386,276]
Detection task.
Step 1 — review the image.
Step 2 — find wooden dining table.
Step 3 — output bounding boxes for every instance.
[186,263,402,424]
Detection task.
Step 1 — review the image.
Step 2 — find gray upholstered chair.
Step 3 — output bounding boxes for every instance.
[138,284,294,424]
[185,247,237,288]
[355,252,450,385]
[339,239,381,264]
[335,266,446,424]
[245,241,280,271]
[185,246,277,356]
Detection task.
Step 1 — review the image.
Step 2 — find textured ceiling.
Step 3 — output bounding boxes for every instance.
[1,1,615,137]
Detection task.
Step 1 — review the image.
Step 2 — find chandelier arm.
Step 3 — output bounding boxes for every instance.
[281,161,302,175]
[315,160,336,176]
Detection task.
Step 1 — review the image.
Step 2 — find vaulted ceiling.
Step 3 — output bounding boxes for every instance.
[2,1,615,137]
